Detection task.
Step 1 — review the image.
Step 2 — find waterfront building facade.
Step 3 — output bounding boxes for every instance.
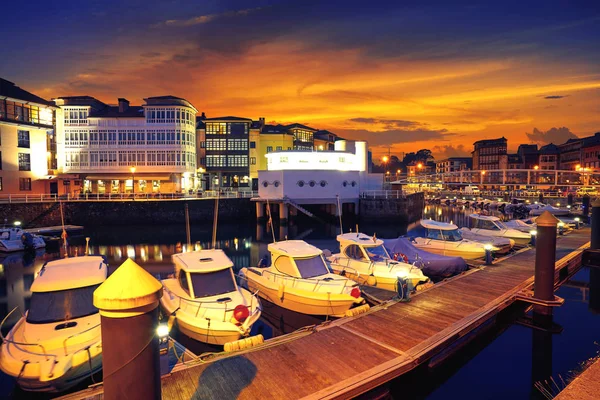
[197,116,252,189]
[517,144,539,169]
[0,78,56,194]
[314,130,338,151]
[54,96,197,194]
[472,137,507,171]
[558,138,582,171]
[538,143,559,170]
[582,133,600,170]
[435,157,472,174]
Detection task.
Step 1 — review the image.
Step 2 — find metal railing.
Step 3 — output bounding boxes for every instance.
[62,323,101,356]
[249,268,353,294]
[0,191,259,204]
[360,190,408,199]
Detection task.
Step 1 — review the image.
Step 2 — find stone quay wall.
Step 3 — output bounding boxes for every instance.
[359,192,424,223]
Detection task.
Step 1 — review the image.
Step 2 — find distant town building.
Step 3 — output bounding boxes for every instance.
[538,143,559,170]
[507,154,522,169]
[472,137,507,170]
[582,132,600,170]
[0,78,56,194]
[314,130,338,151]
[435,157,472,174]
[54,95,197,194]
[517,144,539,169]
[558,138,582,171]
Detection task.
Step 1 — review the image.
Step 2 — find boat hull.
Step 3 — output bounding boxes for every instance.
[243,270,363,317]
[412,245,486,260]
[328,266,427,292]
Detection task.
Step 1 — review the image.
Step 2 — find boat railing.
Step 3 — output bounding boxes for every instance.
[254,268,353,294]
[0,307,58,372]
[62,323,101,356]
[328,257,361,278]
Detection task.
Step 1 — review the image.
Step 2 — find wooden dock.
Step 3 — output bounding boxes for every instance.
[60,229,591,400]
[554,355,600,400]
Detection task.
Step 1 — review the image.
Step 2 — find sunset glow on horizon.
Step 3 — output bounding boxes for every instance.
[2,0,599,160]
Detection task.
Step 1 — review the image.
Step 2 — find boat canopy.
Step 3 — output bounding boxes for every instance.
[469,214,501,222]
[337,232,384,247]
[268,240,322,258]
[419,219,459,231]
[31,256,107,292]
[173,249,233,273]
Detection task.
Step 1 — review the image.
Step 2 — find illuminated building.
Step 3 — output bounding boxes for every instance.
[582,133,600,170]
[517,144,539,169]
[472,137,507,170]
[558,138,582,171]
[0,78,56,194]
[54,96,197,194]
[538,143,559,170]
[196,116,252,189]
[314,130,338,151]
[435,157,471,174]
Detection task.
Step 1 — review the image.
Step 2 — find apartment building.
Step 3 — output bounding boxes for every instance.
[558,138,582,171]
[517,144,539,169]
[435,157,471,174]
[538,143,559,170]
[54,95,197,194]
[0,78,56,194]
[472,137,507,170]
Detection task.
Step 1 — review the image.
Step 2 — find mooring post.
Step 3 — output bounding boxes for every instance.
[94,258,163,400]
[583,194,591,223]
[533,211,559,318]
[538,192,544,204]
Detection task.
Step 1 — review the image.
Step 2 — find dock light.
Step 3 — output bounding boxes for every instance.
[556,202,560,206]
[558,221,565,235]
[157,323,169,340]
[574,217,581,229]
[484,244,493,265]
[530,230,537,247]
[567,205,572,209]
[13,221,21,227]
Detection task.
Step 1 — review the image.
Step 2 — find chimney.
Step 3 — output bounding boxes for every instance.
[259,117,265,127]
[118,98,129,113]
[200,112,206,120]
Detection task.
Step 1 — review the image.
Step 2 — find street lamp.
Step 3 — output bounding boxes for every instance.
[534,165,539,170]
[130,166,136,196]
[318,145,324,151]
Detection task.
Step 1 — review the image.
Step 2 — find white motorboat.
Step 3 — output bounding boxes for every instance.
[459,229,514,254]
[504,218,537,233]
[0,256,107,392]
[464,214,532,246]
[161,249,262,346]
[327,232,431,292]
[528,204,570,216]
[0,227,46,252]
[407,220,499,260]
[240,240,366,317]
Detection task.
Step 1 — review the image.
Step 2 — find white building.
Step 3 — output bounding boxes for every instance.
[54,96,197,194]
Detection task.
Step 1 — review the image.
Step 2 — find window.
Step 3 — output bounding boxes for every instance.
[274,255,296,276]
[178,271,189,295]
[26,284,100,323]
[295,256,329,278]
[18,153,31,171]
[250,141,256,149]
[19,178,31,191]
[345,245,367,261]
[266,146,273,153]
[276,146,282,151]
[190,270,236,298]
[17,130,30,148]
[250,157,256,165]
[0,177,2,191]
[365,245,389,261]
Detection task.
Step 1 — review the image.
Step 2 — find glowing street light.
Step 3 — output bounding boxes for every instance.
[318,145,324,151]
[130,166,136,196]
[534,165,539,170]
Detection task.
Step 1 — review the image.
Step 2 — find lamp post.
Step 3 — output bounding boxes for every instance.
[382,156,389,187]
[130,166,136,196]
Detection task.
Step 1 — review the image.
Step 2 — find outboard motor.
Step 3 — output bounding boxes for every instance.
[21,232,35,251]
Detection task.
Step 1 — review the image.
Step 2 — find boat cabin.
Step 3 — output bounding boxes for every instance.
[0,228,25,241]
[407,220,463,242]
[336,233,390,262]
[267,241,330,279]
[172,250,239,299]
[27,256,107,324]
[469,214,507,231]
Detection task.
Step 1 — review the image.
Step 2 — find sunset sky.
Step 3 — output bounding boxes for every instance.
[2,0,599,160]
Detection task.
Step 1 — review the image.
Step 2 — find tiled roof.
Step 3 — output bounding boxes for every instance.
[0,78,55,107]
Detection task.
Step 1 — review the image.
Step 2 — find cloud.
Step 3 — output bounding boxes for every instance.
[155,7,263,28]
[544,95,568,99]
[335,127,452,147]
[349,118,420,129]
[525,127,578,145]
[432,144,471,159]
[141,52,162,58]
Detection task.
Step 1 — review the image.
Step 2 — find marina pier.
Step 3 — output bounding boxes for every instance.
[58,225,591,399]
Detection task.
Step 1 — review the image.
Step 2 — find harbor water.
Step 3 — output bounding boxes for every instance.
[0,206,598,399]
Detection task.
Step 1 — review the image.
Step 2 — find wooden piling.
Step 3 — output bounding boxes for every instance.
[93,258,163,400]
[533,211,559,316]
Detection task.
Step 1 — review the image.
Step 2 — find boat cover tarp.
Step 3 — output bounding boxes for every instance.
[383,237,469,279]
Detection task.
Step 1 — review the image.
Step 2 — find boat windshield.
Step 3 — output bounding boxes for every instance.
[190,269,236,298]
[365,245,390,261]
[26,285,100,324]
[496,220,508,230]
[295,256,329,279]
[441,229,463,242]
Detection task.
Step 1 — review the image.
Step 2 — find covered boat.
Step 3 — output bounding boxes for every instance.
[528,204,570,216]
[504,218,537,233]
[459,229,514,254]
[0,256,107,392]
[383,237,469,279]
[407,220,499,260]
[0,227,46,252]
[161,249,261,346]
[464,214,531,246]
[327,232,431,292]
[240,240,365,317]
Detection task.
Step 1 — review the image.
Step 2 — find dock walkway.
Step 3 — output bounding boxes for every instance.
[555,355,600,400]
[61,229,591,400]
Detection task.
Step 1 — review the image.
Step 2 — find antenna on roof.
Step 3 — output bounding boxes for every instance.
[355,224,359,237]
